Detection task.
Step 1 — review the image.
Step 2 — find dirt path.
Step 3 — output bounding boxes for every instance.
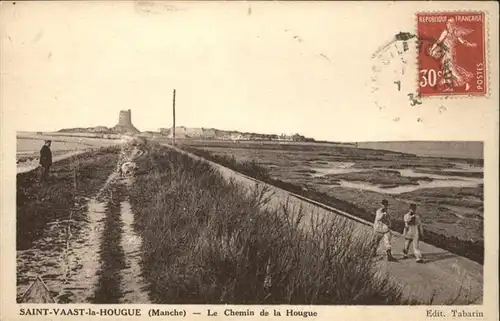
[165,143,483,305]
[118,197,150,303]
[115,170,150,303]
[16,183,112,302]
[101,146,150,303]
[17,145,151,303]
[56,187,110,302]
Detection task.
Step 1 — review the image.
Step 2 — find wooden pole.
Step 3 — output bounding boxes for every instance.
[73,166,77,190]
[172,89,176,146]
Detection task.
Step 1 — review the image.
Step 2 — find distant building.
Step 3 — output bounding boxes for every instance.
[112,109,140,134]
[159,128,171,136]
[278,134,293,141]
[164,126,204,139]
[230,133,243,141]
[249,134,262,140]
[187,128,203,137]
[171,126,188,139]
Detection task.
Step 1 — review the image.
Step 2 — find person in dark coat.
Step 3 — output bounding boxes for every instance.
[39,140,52,182]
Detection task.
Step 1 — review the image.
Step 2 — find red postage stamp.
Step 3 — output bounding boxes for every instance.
[417,12,486,97]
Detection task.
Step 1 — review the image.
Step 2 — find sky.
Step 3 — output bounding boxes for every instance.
[1,1,497,142]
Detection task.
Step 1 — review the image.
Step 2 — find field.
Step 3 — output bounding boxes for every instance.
[16,132,122,173]
[17,146,122,302]
[178,140,484,263]
[16,139,435,305]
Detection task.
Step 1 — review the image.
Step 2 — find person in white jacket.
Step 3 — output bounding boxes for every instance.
[373,199,396,261]
[402,204,424,263]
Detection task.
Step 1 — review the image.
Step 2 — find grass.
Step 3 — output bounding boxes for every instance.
[400,186,483,211]
[16,145,121,250]
[413,168,483,179]
[128,142,421,304]
[180,146,484,265]
[16,139,475,304]
[177,139,477,168]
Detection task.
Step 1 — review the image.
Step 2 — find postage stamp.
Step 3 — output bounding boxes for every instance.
[417,12,486,97]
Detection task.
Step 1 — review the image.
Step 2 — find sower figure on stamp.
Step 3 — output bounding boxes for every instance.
[429,17,477,92]
[402,204,425,263]
[39,140,52,183]
[373,199,397,262]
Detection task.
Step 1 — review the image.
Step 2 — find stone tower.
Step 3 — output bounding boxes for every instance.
[113,109,140,134]
[118,110,132,126]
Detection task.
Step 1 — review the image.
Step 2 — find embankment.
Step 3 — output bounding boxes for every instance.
[181,146,484,265]
[128,143,418,304]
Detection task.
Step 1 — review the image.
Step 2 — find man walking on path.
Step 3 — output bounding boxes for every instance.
[402,204,425,263]
[39,140,52,182]
[373,199,397,261]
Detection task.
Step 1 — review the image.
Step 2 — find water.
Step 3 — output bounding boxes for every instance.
[17,151,87,174]
[395,169,481,182]
[449,162,484,172]
[311,163,482,194]
[310,162,370,176]
[337,179,480,195]
[356,141,483,159]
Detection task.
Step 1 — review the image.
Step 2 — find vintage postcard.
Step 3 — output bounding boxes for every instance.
[1,1,498,320]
